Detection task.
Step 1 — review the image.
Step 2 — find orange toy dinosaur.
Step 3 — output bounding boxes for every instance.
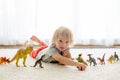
[0,57,10,64]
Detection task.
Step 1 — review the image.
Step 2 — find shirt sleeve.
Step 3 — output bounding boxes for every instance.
[42,44,59,62]
[44,47,58,58]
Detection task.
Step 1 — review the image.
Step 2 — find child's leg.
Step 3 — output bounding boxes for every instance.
[30,35,48,59]
[23,40,28,47]
[30,35,47,47]
[30,46,47,59]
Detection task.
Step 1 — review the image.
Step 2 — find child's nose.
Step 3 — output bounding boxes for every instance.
[62,43,67,47]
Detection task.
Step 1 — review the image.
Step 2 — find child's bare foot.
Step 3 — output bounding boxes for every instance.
[23,40,28,47]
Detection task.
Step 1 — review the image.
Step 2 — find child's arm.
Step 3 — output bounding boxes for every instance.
[52,54,86,71]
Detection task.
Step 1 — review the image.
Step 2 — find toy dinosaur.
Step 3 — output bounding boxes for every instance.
[9,45,33,67]
[76,53,88,65]
[114,52,119,62]
[87,54,97,66]
[97,53,105,65]
[0,57,10,64]
[107,55,115,63]
[32,55,45,68]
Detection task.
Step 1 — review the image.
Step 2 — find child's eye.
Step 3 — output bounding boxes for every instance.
[66,41,69,43]
[59,40,62,42]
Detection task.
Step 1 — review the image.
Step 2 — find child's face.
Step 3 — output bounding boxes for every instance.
[55,35,70,51]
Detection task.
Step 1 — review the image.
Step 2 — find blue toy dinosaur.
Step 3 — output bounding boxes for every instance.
[114,52,119,62]
[87,54,97,66]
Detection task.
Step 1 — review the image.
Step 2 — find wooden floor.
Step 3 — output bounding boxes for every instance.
[0,43,120,49]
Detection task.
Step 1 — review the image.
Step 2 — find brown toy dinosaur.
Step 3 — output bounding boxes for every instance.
[9,45,33,67]
[97,53,105,65]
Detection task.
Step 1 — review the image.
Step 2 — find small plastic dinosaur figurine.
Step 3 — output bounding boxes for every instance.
[32,55,45,68]
[87,54,97,66]
[114,52,119,62]
[9,45,33,67]
[0,57,10,64]
[97,53,105,65]
[76,53,88,65]
[107,55,115,63]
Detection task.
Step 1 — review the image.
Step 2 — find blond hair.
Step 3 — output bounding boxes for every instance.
[52,26,73,45]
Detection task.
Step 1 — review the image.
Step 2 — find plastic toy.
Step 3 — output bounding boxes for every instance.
[9,45,33,67]
[76,53,87,65]
[107,55,115,63]
[97,53,105,65]
[32,55,45,68]
[87,54,97,66]
[0,57,10,64]
[114,52,119,61]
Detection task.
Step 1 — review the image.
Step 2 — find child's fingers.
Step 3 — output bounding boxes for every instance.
[77,66,84,71]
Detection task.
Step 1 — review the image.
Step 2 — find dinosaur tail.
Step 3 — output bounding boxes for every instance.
[9,55,16,63]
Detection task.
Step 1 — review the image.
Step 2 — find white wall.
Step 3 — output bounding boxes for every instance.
[0,0,120,45]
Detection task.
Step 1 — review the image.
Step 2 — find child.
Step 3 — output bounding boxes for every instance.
[31,26,86,71]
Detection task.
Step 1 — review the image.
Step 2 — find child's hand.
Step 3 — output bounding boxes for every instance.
[77,63,86,71]
[63,50,71,58]
[83,62,88,66]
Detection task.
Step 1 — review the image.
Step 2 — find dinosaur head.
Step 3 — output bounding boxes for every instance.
[97,57,101,60]
[79,53,82,56]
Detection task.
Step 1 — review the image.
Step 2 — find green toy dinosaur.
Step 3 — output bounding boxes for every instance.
[76,53,88,65]
[10,45,33,67]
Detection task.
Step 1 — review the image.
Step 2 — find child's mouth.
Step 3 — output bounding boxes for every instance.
[60,47,65,50]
